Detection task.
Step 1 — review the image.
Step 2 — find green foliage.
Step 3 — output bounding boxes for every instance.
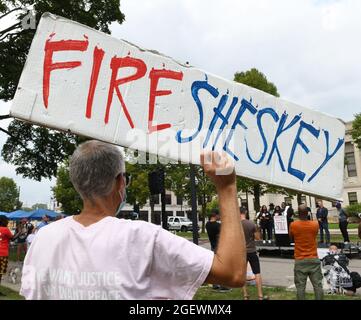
[31,203,47,210]
[52,164,82,215]
[0,0,125,181]
[1,121,80,180]
[125,164,152,211]
[206,198,218,216]
[351,113,361,149]
[21,206,33,212]
[234,68,280,97]
[345,203,361,218]
[0,176,20,212]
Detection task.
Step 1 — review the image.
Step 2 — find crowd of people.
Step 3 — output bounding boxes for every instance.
[255,203,294,243]
[0,214,52,295]
[253,200,353,245]
[0,141,360,301]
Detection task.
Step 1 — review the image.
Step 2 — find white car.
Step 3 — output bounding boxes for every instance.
[167,216,196,232]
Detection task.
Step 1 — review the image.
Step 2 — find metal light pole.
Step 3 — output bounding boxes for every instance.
[189,164,199,245]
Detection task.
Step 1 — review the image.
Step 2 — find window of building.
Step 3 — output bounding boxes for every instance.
[345,142,357,177]
[300,196,307,205]
[284,197,293,205]
[240,198,248,209]
[176,211,185,217]
[152,195,160,205]
[138,211,148,222]
[176,196,183,205]
[348,192,358,205]
[165,194,172,205]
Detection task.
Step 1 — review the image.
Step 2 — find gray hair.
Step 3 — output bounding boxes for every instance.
[69,140,124,200]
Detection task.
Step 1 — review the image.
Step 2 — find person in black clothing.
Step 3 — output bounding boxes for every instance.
[273,205,282,216]
[256,205,272,243]
[336,202,349,243]
[206,209,220,252]
[316,200,330,244]
[205,209,231,292]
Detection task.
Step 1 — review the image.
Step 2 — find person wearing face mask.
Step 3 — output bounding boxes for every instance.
[20,140,247,300]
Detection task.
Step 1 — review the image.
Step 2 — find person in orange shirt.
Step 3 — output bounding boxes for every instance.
[0,215,14,296]
[289,204,323,300]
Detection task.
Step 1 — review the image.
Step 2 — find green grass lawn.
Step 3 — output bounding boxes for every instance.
[328,223,358,230]
[175,231,208,240]
[320,234,360,243]
[0,285,24,300]
[2,284,359,301]
[194,285,361,300]
[8,246,26,262]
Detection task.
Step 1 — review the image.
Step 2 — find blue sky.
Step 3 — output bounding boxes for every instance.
[0,0,360,207]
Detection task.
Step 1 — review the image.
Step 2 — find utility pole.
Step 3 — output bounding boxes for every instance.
[190,164,199,245]
[160,167,168,230]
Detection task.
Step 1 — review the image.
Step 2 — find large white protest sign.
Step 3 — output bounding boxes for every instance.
[273,216,289,235]
[10,13,345,200]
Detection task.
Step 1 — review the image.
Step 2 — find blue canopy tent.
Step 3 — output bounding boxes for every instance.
[6,210,33,220]
[29,208,60,220]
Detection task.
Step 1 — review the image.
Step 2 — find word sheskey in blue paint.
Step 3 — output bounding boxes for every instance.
[176,79,344,184]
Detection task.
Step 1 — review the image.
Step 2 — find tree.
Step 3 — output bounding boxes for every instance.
[234,68,280,97]
[351,113,361,149]
[234,68,290,212]
[166,162,216,233]
[52,164,82,215]
[125,162,152,213]
[0,0,125,181]
[31,203,48,210]
[0,177,20,212]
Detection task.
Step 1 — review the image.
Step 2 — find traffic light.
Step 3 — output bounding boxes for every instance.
[148,169,165,195]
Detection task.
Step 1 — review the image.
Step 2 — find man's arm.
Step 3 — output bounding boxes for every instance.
[254,225,262,241]
[289,224,294,242]
[202,152,246,288]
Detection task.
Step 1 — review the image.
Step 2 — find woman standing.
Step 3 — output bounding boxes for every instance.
[0,215,14,296]
[336,202,350,244]
[13,219,29,261]
[256,205,272,243]
[273,205,282,216]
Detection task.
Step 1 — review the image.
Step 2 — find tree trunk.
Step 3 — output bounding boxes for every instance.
[253,184,261,213]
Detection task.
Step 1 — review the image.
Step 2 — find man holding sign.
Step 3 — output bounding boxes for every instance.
[20,143,247,300]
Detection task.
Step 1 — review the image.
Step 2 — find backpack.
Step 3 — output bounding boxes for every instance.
[350,272,361,289]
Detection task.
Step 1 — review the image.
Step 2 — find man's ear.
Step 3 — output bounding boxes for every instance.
[115,174,123,191]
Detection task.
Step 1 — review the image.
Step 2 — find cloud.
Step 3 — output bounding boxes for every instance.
[112,0,361,120]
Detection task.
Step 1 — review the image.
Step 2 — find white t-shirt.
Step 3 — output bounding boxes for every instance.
[20,216,213,300]
[26,234,35,246]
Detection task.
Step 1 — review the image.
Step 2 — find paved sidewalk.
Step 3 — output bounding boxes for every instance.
[1,261,22,293]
